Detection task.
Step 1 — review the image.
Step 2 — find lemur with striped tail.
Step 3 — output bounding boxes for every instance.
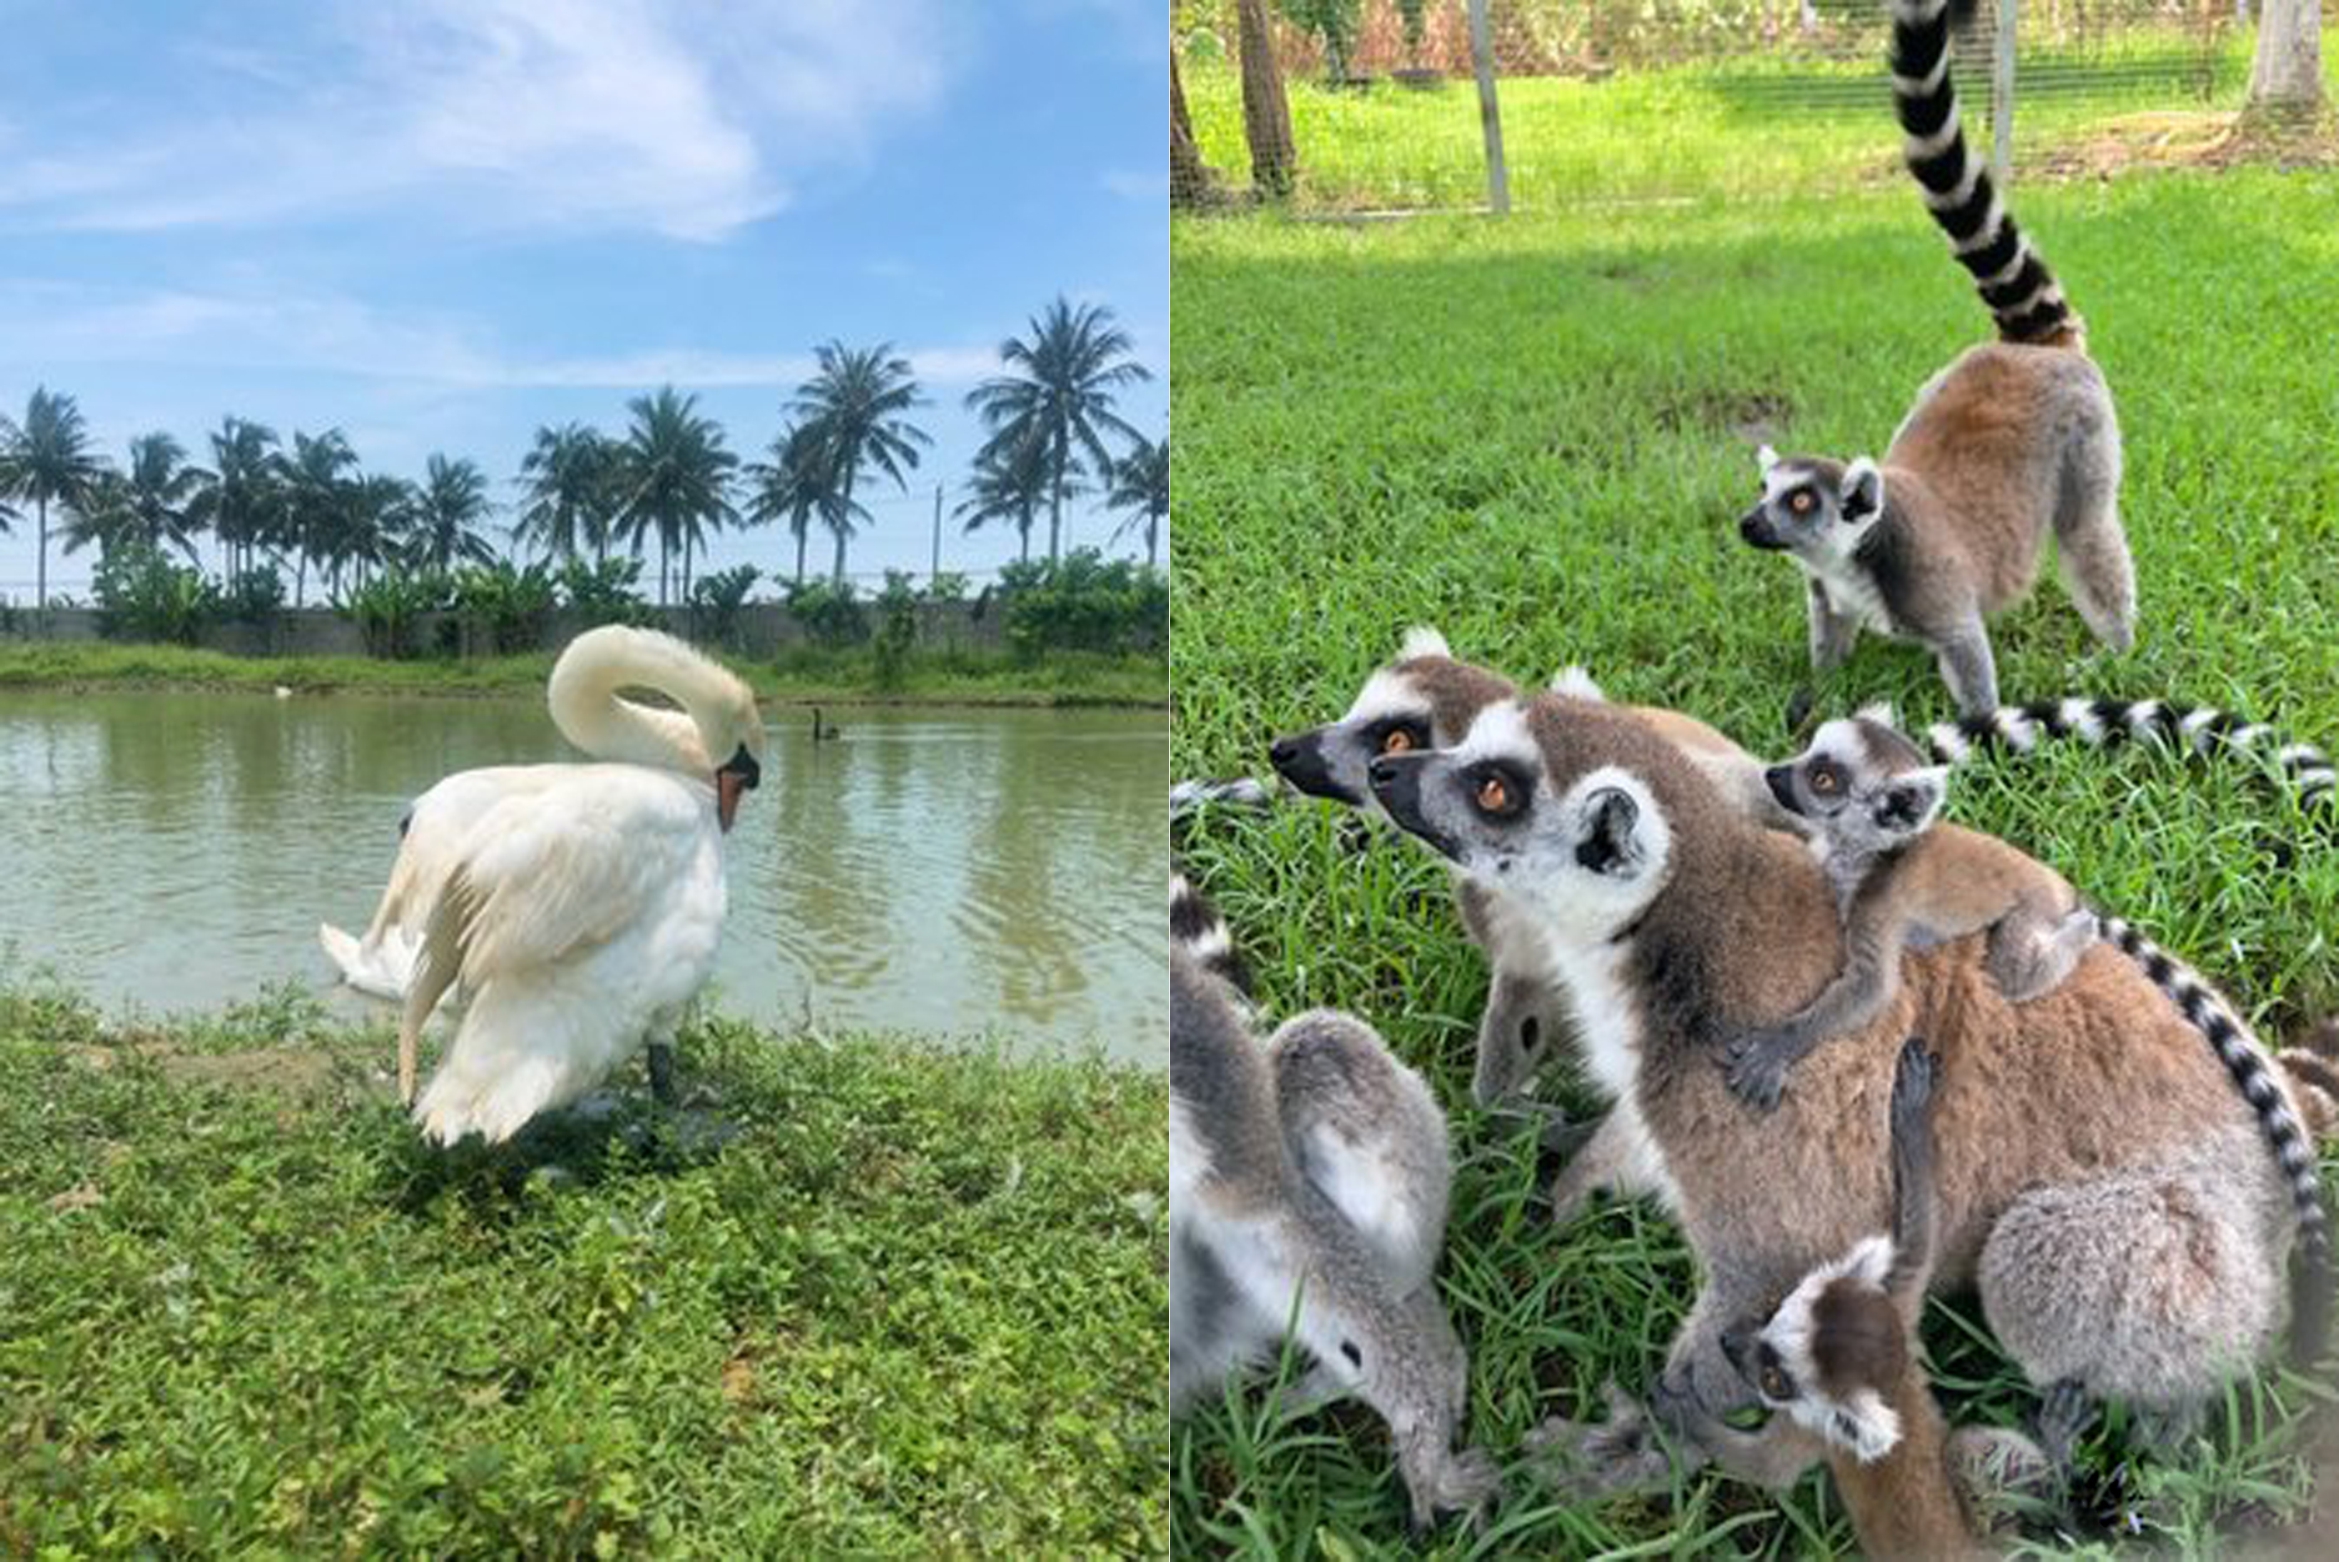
[1168,872,1499,1530]
[1738,0,2132,717]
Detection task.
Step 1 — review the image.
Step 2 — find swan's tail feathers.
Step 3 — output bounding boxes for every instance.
[399,870,476,1109]
[409,979,647,1146]
[319,921,421,1000]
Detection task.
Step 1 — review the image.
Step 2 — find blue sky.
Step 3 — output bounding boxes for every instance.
[0,0,1167,599]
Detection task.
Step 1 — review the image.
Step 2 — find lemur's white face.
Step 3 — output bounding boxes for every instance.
[1739,446,1887,572]
[1720,1236,1906,1465]
[1267,627,1509,815]
[1367,699,1673,945]
[1763,717,1947,862]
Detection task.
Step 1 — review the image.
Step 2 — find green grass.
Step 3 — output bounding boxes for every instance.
[1170,166,2339,1553]
[0,640,1167,708]
[0,978,1167,1555]
[1182,27,2339,211]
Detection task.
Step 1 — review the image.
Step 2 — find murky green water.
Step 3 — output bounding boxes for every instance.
[0,690,1166,1063]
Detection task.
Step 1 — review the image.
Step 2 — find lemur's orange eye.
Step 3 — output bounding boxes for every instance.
[1381,728,1414,755]
[1811,767,1839,795]
[1477,775,1511,813]
[1761,1364,1792,1400]
[1789,490,1815,515]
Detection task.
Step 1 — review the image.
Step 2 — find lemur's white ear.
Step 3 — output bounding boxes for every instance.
[1549,665,1607,701]
[1837,1234,1896,1290]
[1878,767,1949,836]
[1833,1389,1906,1465]
[1757,443,1781,476]
[1853,700,1898,729]
[1398,625,1450,662]
[1841,457,1885,522]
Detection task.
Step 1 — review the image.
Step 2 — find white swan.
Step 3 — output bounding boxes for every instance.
[336,626,764,1145]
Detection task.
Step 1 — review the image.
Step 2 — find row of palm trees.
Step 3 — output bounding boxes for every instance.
[0,296,1167,612]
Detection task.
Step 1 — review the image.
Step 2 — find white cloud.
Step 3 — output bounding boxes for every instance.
[0,280,1007,392]
[1099,168,1169,203]
[0,0,961,241]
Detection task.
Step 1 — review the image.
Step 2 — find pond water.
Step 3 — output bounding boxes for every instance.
[0,689,1167,1064]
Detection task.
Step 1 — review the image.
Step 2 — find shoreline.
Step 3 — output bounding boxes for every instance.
[0,642,1168,711]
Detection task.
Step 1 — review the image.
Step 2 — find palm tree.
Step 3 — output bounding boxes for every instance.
[614,388,736,606]
[0,387,111,610]
[189,417,283,581]
[745,421,838,589]
[331,473,415,597]
[513,423,617,565]
[964,298,1150,564]
[277,430,359,607]
[111,433,211,562]
[790,342,930,585]
[1106,435,1168,568]
[954,428,1063,563]
[407,454,497,573]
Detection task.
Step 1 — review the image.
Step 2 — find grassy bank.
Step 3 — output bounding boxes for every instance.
[0,980,1167,1554]
[1171,167,2339,1553]
[0,641,1166,708]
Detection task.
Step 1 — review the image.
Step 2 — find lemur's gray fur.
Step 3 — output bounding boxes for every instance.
[1169,882,1498,1529]
[1737,0,2130,718]
[1723,710,2092,1110]
[1368,690,2310,1499]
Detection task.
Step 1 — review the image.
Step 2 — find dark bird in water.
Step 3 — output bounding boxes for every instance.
[811,707,842,742]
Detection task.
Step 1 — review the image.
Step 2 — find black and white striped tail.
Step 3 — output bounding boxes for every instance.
[2099,913,2332,1367]
[1170,776,1274,816]
[1888,0,2078,345]
[1171,870,1252,999]
[1921,698,2337,820]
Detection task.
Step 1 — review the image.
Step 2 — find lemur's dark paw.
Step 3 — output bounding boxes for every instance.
[1721,1033,1791,1112]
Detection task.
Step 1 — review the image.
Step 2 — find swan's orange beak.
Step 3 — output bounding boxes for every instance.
[715,742,761,833]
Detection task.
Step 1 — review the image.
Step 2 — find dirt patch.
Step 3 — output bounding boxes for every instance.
[66,1039,350,1098]
[1653,388,1793,445]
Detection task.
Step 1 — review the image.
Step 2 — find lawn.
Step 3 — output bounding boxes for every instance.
[1181,26,2339,211]
[1169,163,2339,1554]
[0,640,1167,709]
[0,978,1167,1555]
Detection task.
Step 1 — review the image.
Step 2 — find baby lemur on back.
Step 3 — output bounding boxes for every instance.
[1724,1036,2091,1558]
[1724,710,2094,1110]
[1737,0,2131,717]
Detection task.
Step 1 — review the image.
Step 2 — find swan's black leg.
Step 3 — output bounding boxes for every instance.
[646,1040,678,1105]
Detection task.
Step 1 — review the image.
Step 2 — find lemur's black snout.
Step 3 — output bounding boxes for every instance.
[1764,764,1803,815]
[1739,507,1784,549]
[1269,728,1347,801]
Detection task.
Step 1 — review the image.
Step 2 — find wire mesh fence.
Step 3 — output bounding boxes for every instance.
[1174,0,2283,213]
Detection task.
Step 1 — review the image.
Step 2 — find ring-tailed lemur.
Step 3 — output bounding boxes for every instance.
[1738,0,2131,717]
[1724,710,2093,1110]
[1367,689,2316,1496]
[1721,1036,2093,1555]
[1169,875,1500,1530]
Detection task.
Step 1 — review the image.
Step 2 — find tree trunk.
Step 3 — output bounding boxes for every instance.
[1171,54,1217,208]
[682,528,694,602]
[833,470,857,586]
[794,523,808,588]
[1237,0,1297,199]
[294,553,307,609]
[1147,518,1159,568]
[658,531,670,606]
[2247,0,2326,118]
[35,497,47,613]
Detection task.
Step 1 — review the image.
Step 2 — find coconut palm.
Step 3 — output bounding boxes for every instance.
[954,428,1064,564]
[963,298,1150,564]
[789,342,930,585]
[513,423,618,566]
[0,387,111,610]
[1106,434,1168,568]
[407,454,497,573]
[277,430,359,607]
[745,421,840,589]
[614,388,736,606]
[189,418,283,581]
[330,473,415,597]
[110,433,211,562]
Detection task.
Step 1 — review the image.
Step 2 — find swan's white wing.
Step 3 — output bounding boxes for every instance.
[442,770,711,983]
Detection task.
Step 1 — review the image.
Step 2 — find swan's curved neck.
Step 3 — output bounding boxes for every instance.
[548,636,715,773]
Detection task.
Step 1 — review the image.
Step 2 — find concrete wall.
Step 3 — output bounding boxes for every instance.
[0,599,1016,659]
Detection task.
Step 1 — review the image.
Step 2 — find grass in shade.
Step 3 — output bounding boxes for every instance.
[0,978,1167,1555]
[1170,163,2339,1555]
